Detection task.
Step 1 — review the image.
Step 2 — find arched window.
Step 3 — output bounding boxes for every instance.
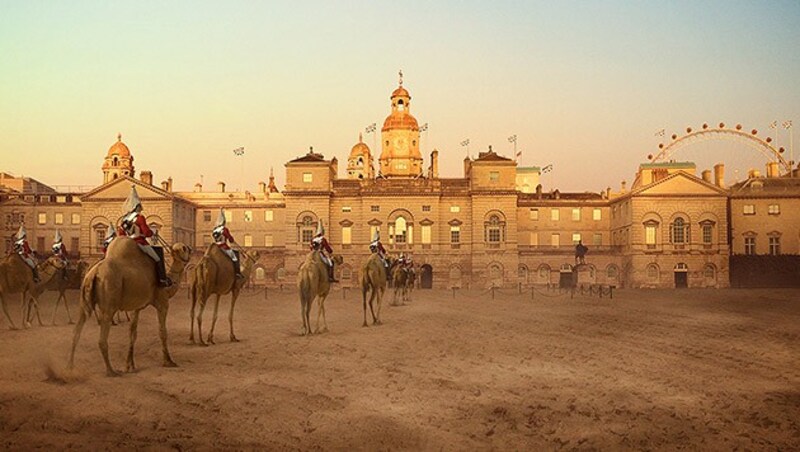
[646,264,660,282]
[484,213,505,244]
[489,264,503,284]
[518,264,529,279]
[275,267,286,281]
[394,216,408,243]
[670,217,689,244]
[297,215,316,244]
[449,266,462,281]
[538,264,551,281]
[255,267,265,280]
[113,157,119,166]
[703,264,715,281]
[607,265,619,279]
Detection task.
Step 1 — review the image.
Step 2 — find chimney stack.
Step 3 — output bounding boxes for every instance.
[194,182,202,192]
[141,171,153,185]
[218,181,226,192]
[430,149,439,179]
[713,163,725,188]
[258,181,267,193]
[766,161,779,178]
[702,169,712,183]
[620,180,627,193]
[160,180,169,191]
[166,177,172,192]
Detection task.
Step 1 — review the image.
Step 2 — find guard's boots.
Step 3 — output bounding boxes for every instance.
[156,260,172,287]
[32,268,40,283]
[234,259,244,279]
[328,263,338,283]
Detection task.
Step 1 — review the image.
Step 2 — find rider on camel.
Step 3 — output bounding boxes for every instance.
[310,219,337,282]
[13,224,39,282]
[212,208,243,279]
[119,186,171,287]
[369,229,388,267]
[102,225,116,257]
[52,229,69,280]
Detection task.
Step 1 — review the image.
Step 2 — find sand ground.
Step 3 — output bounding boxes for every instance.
[1,286,799,450]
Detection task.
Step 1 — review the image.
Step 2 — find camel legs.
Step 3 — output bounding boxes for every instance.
[315,295,328,334]
[207,294,221,344]
[195,296,209,346]
[63,291,74,324]
[301,296,313,336]
[229,290,240,342]
[155,301,177,368]
[375,287,384,325]
[68,303,89,369]
[0,293,17,330]
[97,312,119,377]
[125,310,141,372]
[362,287,369,327]
[189,291,197,343]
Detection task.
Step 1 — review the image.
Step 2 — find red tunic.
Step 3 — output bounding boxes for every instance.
[375,241,386,254]
[121,214,153,245]
[310,236,333,254]
[21,241,32,256]
[216,227,235,250]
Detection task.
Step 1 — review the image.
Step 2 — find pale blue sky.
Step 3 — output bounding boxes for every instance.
[1,0,799,191]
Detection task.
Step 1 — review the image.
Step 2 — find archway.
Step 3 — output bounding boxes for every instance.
[420,264,433,289]
[674,262,688,288]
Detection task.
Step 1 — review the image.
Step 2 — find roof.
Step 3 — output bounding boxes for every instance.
[639,161,695,169]
[288,152,326,163]
[391,86,410,98]
[107,134,131,158]
[729,175,800,197]
[474,149,512,162]
[382,113,419,131]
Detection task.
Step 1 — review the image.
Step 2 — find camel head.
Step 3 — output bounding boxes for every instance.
[171,243,193,264]
[241,249,261,264]
[332,254,344,265]
[42,255,68,271]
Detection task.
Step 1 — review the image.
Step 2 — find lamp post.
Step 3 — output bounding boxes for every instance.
[420,123,428,151]
[233,147,245,191]
[508,134,518,162]
[460,138,470,157]
[783,120,794,176]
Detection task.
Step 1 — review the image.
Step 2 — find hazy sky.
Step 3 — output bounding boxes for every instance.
[2,0,799,192]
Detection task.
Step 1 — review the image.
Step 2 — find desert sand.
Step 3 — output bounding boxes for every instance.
[1,286,799,450]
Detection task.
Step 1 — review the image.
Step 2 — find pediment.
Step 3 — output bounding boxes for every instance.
[81,176,173,202]
[367,218,382,226]
[419,218,434,226]
[339,219,354,227]
[448,218,463,226]
[633,172,727,197]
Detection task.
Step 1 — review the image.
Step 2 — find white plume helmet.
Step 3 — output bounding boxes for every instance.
[216,209,226,227]
[16,224,26,240]
[371,228,380,242]
[54,229,63,244]
[122,185,142,214]
[316,219,325,236]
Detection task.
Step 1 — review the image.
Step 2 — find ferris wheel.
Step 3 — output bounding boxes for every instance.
[648,122,792,174]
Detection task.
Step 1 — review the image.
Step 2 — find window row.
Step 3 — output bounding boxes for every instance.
[528,232,603,247]
[643,219,716,247]
[203,210,274,223]
[529,208,602,221]
[34,212,81,225]
[743,204,781,215]
[743,236,781,255]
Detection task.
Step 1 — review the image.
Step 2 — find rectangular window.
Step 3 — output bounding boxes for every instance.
[264,234,274,247]
[530,232,538,247]
[450,205,461,213]
[550,233,560,247]
[55,213,64,225]
[341,206,352,213]
[224,210,233,224]
[593,233,602,246]
[95,229,106,252]
[572,233,581,244]
[593,208,601,221]
[769,237,781,255]
[56,195,67,203]
[645,225,657,249]
[38,213,46,224]
[203,210,212,222]
[529,208,539,220]
[422,205,431,212]
[71,213,81,224]
[488,228,501,243]
[450,226,460,243]
[551,209,560,221]
[264,210,274,222]
[744,237,756,255]
[301,230,314,244]
[421,225,431,244]
[702,224,713,244]
[768,204,780,215]
[371,205,380,212]
[571,208,580,221]
[489,171,500,182]
[243,234,252,247]
[302,172,313,183]
[743,204,755,215]
[244,210,253,222]
[342,226,352,245]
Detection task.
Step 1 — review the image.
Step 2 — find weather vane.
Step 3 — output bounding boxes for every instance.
[399,69,403,86]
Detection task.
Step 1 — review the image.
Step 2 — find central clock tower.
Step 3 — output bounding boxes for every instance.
[379,72,423,178]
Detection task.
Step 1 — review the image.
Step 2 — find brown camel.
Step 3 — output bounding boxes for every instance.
[297,251,343,335]
[44,260,88,325]
[360,253,388,327]
[391,263,409,306]
[68,237,192,376]
[0,254,66,329]
[405,266,416,301]
[189,244,260,345]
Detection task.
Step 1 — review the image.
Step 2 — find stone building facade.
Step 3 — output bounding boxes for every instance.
[2,79,799,289]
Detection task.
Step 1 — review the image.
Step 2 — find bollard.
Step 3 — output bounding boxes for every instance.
[570,287,575,299]
[264,286,268,300]
[610,286,614,299]
[518,282,522,294]
[492,286,496,300]
[531,287,534,300]
[342,287,347,300]
[452,287,456,299]
[599,285,603,299]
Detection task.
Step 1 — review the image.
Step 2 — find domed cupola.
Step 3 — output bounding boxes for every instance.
[347,133,374,180]
[378,71,423,178]
[102,133,135,183]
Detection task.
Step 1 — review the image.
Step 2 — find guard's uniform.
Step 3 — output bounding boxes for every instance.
[212,209,243,278]
[13,225,38,282]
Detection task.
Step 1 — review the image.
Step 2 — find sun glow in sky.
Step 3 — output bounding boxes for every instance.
[1,0,799,192]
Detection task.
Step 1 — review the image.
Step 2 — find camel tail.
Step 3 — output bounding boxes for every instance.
[80,273,97,316]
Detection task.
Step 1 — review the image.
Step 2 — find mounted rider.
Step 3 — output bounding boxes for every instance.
[13,224,39,282]
[369,229,388,267]
[51,229,69,280]
[212,208,244,279]
[310,219,337,282]
[102,225,116,257]
[119,186,171,287]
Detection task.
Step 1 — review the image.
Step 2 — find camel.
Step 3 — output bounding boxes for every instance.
[43,260,88,325]
[68,237,192,376]
[297,251,343,335]
[405,266,416,301]
[360,253,388,327]
[189,244,260,345]
[0,254,66,329]
[391,262,409,306]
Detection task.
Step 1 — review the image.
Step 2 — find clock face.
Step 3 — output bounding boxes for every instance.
[394,137,406,149]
